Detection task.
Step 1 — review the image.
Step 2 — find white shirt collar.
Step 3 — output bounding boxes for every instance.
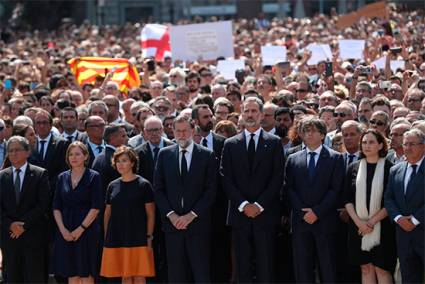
[244,127,262,139]
[408,155,425,169]
[64,130,79,138]
[13,162,28,174]
[38,132,52,143]
[149,138,163,149]
[306,144,323,156]
[179,141,194,154]
[88,138,105,147]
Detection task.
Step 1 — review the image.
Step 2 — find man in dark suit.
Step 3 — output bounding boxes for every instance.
[386,122,411,164]
[192,104,230,282]
[385,129,424,284]
[221,97,284,282]
[284,117,344,283]
[0,136,51,283]
[135,116,173,283]
[82,116,106,168]
[154,115,217,283]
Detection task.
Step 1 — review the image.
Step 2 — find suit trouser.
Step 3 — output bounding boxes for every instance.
[165,232,210,283]
[4,244,46,283]
[292,230,337,283]
[397,230,424,284]
[232,224,276,283]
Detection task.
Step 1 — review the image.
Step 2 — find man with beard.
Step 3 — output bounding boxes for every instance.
[192,104,229,282]
[185,72,201,100]
[221,97,284,282]
[274,107,294,151]
[153,115,217,283]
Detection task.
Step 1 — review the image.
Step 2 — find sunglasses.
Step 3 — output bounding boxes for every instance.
[333,112,347,118]
[369,120,385,126]
[0,126,4,131]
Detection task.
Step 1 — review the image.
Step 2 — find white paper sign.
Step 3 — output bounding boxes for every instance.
[306,44,332,65]
[216,59,244,80]
[338,39,365,60]
[261,45,287,66]
[170,21,234,61]
[372,57,405,72]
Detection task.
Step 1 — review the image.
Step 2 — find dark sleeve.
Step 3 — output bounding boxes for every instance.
[384,166,401,220]
[105,182,113,205]
[52,174,63,210]
[91,172,103,209]
[343,163,356,205]
[383,160,394,195]
[143,180,154,204]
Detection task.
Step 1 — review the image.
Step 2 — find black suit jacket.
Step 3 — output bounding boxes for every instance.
[92,146,120,197]
[220,130,284,229]
[385,159,424,245]
[0,164,51,248]
[285,146,344,233]
[135,139,174,184]
[286,144,303,156]
[154,143,217,233]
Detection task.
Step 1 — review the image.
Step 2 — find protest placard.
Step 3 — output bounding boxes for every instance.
[339,39,365,60]
[306,44,332,65]
[261,45,287,66]
[216,59,245,80]
[170,21,234,61]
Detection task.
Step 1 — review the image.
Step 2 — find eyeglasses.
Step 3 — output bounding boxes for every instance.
[407,97,421,103]
[154,106,170,112]
[0,126,4,131]
[145,128,162,133]
[333,112,347,118]
[402,142,422,147]
[35,120,50,125]
[369,120,385,126]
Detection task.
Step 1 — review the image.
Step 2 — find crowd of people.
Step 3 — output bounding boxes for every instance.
[0,3,424,284]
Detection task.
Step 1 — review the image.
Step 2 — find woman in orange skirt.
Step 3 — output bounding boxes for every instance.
[101,146,155,284]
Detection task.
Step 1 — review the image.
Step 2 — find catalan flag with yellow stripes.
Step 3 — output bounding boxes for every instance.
[67,57,141,93]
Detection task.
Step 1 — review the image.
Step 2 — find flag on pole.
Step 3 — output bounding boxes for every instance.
[141,24,171,61]
[68,57,141,93]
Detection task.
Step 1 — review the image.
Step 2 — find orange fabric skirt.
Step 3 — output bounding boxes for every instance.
[100,246,155,278]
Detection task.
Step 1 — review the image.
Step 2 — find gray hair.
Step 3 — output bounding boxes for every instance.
[403,128,425,144]
[390,118,411,130]
[13,115,33,127]
[341,120,364,133]
[144,116,163,128]
[242,97,264,112]
[6,135,30,152]
[88,100,108,115]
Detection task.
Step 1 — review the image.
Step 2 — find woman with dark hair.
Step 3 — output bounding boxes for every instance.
[344,129,396,284]
[101,146,155,283]
[52,141,102,284]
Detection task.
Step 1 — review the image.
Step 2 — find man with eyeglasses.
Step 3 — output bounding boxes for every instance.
[325,102,356,146]
[387,121,411,164]
[385,129,425,284]
[405,88,425,112]
[0,136,51,283]
[102,95,135,135]
[152,97,173,121]
[83,115,106,168]
[135,116,173,282]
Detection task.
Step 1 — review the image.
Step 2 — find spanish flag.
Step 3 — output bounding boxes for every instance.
[68,57,141,93]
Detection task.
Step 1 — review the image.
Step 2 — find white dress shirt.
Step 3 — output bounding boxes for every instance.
[37,133,52,159]
[201,132,213,150]
[306,144,323,167]
[62,130,79,142]
[88,139,106,158]
[12,162,28,192]
[179,141,194,173]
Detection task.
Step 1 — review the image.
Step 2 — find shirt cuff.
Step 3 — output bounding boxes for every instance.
[166,211,175,218]
[238,201,249,212]
[394,215,402,222]
[254,202,264,212]
[411,216,420,226]
[190,211,198,218]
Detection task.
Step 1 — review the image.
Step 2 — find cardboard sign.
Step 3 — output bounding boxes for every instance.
[339,39,365,60]
[170,21,234,61]
[216,59,245,80]
[306,44,332,65]
[337,1,387,29]
[372,57,405,72]
[261,45,287,66]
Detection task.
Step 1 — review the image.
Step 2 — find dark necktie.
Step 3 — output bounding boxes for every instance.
[180,150,188,181]
[14,168,21,203]
[248,133,256,170]
[67,136,73,143]
[308,152,317,180]
[405,164,417,195]
[348,154,355,165]
[153,147,160,163]
[202,138,208,148]
[39,140,46,160]
[97,145,103,154]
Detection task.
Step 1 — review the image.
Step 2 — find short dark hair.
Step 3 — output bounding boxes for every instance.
[61,107,78,119]
[191,104,211,120]
[301,117,327,136]
[185,72,201,84]
[112,146,139,173]
[103,124,125,143]
[359,128,389,158]
[173,115,195,129]
[275,107,294,121]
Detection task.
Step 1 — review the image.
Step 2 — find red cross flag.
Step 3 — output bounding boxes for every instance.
[141,24,171,61]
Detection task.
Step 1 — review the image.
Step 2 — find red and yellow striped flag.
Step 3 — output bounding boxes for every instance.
[68,57,141,93]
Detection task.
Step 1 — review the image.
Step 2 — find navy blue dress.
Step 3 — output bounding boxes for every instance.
[52,168,103,278]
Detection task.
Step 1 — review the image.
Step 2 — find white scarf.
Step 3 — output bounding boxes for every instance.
[355,158,386,251]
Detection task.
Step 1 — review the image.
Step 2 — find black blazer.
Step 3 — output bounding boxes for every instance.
[153,143,217,233]
[220,130,284,229]
[0,164,51,248]
[385,159,424,235]
[285,146,344,233]
[135,139,174,184]
[92,145,120,198]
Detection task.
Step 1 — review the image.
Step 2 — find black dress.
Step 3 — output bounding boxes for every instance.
[52,169,103,277]
[100,176,155,277]
[344,159,397,272]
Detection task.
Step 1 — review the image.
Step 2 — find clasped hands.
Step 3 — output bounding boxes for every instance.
[357,219,378,236]
[9,222,25,239]
[169,212,196,230]
[243,203,262,218]
[61,226,85,242]
[397,216,417,232]
[302,208,318,224]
